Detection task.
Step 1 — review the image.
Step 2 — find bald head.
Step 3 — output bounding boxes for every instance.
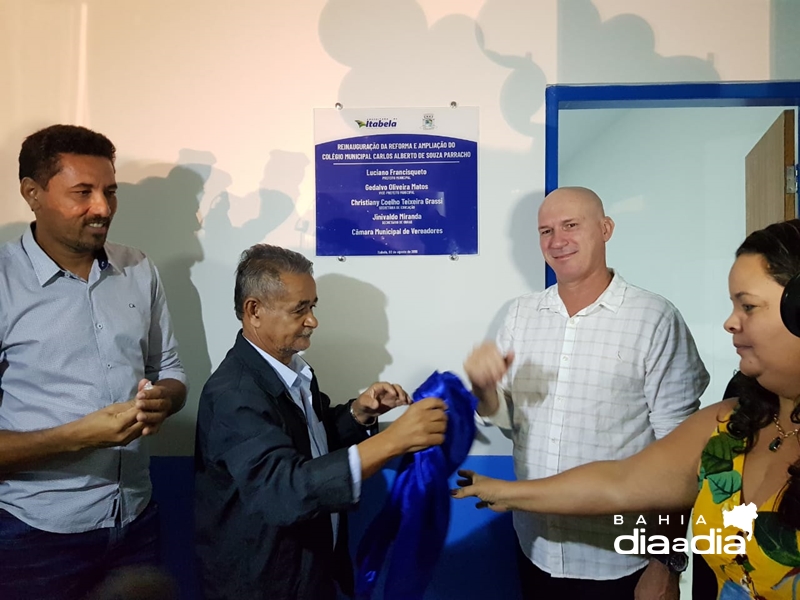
[537,186,614,285]
[539,187,606,221]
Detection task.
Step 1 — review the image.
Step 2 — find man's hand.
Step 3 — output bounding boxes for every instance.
[351,382,411,425]
[70,401,145,450]
[380,397,447,453]
[134,379,174,436]
[464,342,514,391]
[0,397,152,475]
[634,560,680,600]
[464,342,514,416]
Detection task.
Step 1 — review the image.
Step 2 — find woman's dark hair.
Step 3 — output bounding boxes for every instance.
[726,219,800,527]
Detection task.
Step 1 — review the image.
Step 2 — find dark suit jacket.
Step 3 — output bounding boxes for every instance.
[194,331,371,600]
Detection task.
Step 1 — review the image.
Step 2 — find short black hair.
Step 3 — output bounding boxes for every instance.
[18,124,116,188]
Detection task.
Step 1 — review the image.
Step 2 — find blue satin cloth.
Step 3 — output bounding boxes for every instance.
[354,371,478,600]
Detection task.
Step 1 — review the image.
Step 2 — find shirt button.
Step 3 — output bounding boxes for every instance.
[561,355,568,362]
[97,324,103,329]
[106,364,112,369]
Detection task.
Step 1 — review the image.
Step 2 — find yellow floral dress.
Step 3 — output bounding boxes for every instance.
[695,416,800,599]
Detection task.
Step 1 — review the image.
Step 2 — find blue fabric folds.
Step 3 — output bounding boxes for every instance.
[354,371,478,600]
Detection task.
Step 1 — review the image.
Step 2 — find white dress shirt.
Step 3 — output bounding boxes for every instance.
[493,272,709,579]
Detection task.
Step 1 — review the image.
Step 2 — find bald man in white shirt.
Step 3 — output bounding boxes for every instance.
[465,187,709,599]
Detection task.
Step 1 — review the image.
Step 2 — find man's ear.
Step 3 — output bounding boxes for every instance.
[20,177,42,212]
[242,297,261,326]
[602,216,615,242]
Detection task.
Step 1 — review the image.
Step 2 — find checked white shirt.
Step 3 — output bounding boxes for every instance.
[492,272,708,579]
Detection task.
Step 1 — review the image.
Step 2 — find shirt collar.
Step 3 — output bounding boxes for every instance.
[245,338,312,390]
[99,246,121,274]
[595,270,627,313]
[538,270,628,315]
[22,224,63,286]
[22,223,119,286]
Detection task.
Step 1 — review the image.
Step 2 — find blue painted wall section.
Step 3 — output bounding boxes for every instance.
[150,455,520,600]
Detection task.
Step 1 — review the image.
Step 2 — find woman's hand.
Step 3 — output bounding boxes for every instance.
[451,469,511,512]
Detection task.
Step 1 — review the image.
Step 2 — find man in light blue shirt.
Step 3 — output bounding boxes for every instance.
[0,125,187,600]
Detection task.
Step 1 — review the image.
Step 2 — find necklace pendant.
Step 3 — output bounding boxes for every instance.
[769,436,783,452]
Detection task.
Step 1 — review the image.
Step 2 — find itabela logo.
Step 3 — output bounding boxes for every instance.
[613,504,757,556]
[355,118,398,129]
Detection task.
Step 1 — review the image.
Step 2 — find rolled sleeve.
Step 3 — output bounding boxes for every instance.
[476,300,517,437]
[474,386,514,439]
[144,260,185,385]
[644,308,709,439]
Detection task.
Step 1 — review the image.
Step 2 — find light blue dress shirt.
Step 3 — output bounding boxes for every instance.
[246,339,362,546]
[0,225,186,533]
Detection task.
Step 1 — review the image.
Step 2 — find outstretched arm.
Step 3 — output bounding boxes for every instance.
[357,397,448,479]
[453,400,733,515]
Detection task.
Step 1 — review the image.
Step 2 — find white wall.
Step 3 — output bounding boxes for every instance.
[1,0,799,458]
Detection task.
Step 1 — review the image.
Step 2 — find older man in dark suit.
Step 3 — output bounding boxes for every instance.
[194,244,447,600]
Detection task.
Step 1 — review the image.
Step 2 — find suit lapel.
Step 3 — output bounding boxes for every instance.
[232,330,313,457]
[309,373,324,423]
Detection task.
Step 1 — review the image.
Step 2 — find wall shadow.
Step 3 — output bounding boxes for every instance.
[0,221,27,245]
[0,125,41,228]
[319,0,549,289]
[508,190,546,293]
[113,162,211,456]
[558,0,720,83]
[317,0,545,461]
[474,0,550,302]
[302,273,392,404]
[113,148,309,453]
[469,188,544,455]
[201,150,302,261]
[193,149,307,368]
[473,17,546,140]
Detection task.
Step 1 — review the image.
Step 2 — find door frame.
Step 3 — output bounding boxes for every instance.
[544,81,800,286]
